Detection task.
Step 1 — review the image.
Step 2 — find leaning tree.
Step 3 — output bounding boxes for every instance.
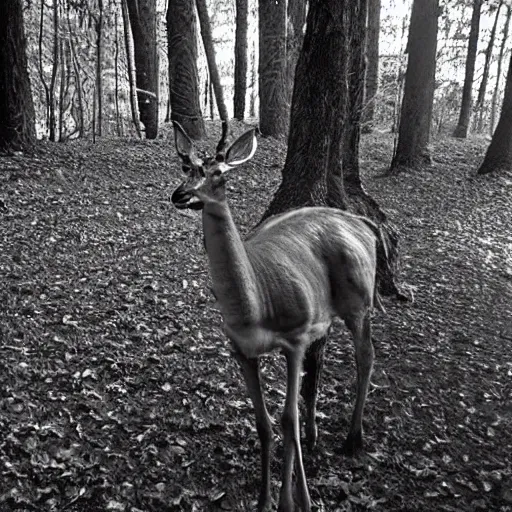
[0,0,36,153]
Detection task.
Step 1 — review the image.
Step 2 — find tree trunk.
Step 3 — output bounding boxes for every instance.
[362,0,381,133]
[0,0,36,153]
[67,7,84,138]
[286,0,307,104]
[38,0,50,136]
[114,9,122,136]
[261,0,401,297]
[453,0,482,138]
[49,0,59,142]
[234,0,248,120]
[389,0,439,172]
[95,0,104,137]
[475,1,502,133]
[259,0,288,137]
[125,0,159,139]
[490,5,511,134]
[58,38,66,141]
[167,0,205,139]
[121,0,142,138]
[249,40,257,117]
[196,0,228,121]
[477,53,512,174]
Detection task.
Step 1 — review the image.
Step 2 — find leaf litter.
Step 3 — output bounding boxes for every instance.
[0,126,511,511]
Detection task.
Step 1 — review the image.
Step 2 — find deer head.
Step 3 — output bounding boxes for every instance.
[171,121,258,210]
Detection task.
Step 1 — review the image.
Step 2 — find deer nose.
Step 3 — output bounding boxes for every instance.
[171,185,193,208]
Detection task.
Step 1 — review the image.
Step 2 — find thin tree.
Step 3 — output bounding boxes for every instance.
[362,0,381,133]
[121,0,142,137]
[453,0,482,138]
[259,0,288,137]
[389,0,439,172]
[234,0,248,120]
[196,0,228,121]
[125,0,159,138]
[474,1,502,132]
[491,5,511,133]
[477,53,512,174]
[0,0,36,153]
[49,0,60,141]
[38,0,51,136]
[95,0,104,137]
[167,0,205,139]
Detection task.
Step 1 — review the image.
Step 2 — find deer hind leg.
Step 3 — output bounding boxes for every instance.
[342,311,374,456]
[301,336,328,452]
[232,350,273,512]
[278,348,311,512]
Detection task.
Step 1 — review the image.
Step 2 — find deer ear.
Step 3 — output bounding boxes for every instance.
[173,121,195,160]
[224,128,258,167]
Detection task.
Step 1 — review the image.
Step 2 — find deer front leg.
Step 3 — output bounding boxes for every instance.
[301,336,327,452]
[232,350,273,511]
[342,312,374,456]
[279,348,311,512]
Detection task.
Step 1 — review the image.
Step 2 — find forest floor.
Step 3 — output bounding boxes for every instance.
[0,125,511,512]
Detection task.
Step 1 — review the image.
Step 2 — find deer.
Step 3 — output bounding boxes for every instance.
[171,121,386,512]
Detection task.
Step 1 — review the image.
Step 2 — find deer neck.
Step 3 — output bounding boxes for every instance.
[202,201,260,325]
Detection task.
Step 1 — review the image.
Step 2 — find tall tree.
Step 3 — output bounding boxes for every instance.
[477,53,512,174]
[233,0,248,120]
[286,0,307,102]
[390,0,439,172]
[121,0,142,137]
[475,0,502,133]
[196,0,228,121]
[362,0,381,133]
[262,0,401,297]
[259,0,288,137]
[49,0,59,141]
[95,0,104,138]
[453,0,482,138]
[167,0,205,139]
[0,0,36,153]
[490,5,511,133]
[125,0,159,139]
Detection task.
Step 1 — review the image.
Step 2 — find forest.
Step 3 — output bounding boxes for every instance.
[0,0,511,511]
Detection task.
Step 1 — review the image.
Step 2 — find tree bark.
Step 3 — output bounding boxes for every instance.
[490,5,511,134]
[259,0,288,137]
[121,0,142,138]
[49,0,59,142]
[234,0,248,120]
[0,0,36,153]
[196,0,228,121]
[475,1,502,133]
[125,0,159,139]
[286,0,307,104]
[390,0,439,172]
[167,0,205,139]
[95,0,104,137]
[453,0,482,138]
[477,53,512,174]
[362,0,381,133]
[261,0,401,298]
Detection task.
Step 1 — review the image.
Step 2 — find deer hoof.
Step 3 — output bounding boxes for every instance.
[341,431,363,457]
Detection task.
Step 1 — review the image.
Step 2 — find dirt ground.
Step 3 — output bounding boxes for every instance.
[0,126,511,512]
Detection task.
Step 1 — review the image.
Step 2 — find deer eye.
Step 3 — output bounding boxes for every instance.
[212,169,223,177]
